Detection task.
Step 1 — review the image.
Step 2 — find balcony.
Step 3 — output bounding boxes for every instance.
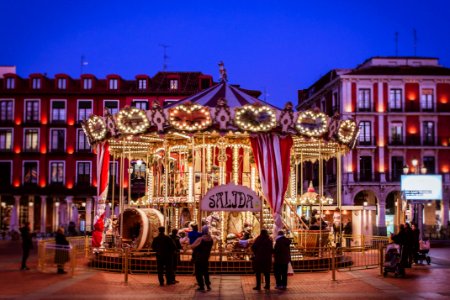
[357,136,376,147]
[387,136,441,147]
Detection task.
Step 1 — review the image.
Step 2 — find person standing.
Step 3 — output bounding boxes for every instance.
[55,227,70,274]
[151,226,176,286]
[169,228,182,284]
[191,225,213,292]
[411,223,420,262]
[20,222,33,270]
[343,219,353,248]
[273,230,291,290]
[251,229,272,290]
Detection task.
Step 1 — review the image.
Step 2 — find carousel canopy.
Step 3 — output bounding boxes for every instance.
[166,81,278,109]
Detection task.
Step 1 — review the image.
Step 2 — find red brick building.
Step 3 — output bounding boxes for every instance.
[298,57,450,236]
[0,69,216,234]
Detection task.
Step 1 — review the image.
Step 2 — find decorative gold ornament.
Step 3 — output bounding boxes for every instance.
[169,103,212,131]
[234,105,276,132]
[116,107,150,135]
[296,110,328,137]
[86,115,107,141]
[337,120,357,144]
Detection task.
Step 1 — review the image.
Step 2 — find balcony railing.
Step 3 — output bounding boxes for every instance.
[387,136,440,146]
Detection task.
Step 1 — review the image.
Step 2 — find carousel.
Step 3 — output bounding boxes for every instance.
[82,65,359,272]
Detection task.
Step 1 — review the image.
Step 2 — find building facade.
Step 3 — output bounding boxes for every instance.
[0,69,219,234]
[298,57,450,236]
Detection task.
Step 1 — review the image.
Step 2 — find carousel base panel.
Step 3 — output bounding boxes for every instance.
[89,250,352,274]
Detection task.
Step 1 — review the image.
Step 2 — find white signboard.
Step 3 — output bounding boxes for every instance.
[401,175,443,200]
[201,184,262,212]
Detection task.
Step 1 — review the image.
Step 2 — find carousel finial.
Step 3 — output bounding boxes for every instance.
[218,61,228,82]
[307,181,315,192]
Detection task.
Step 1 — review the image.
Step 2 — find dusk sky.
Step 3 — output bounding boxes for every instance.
[1,0,450,107]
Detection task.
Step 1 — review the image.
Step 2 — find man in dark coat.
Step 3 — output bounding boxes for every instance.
[20,222,33,270]
[251,229,272,290]
[151,226,176,286]
[55,227,70,274]
[169,228,182,283]
[273,230,291,290]
[191,225,213,292]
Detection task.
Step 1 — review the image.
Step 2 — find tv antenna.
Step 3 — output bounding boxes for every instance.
[395,32,399,56]
[413,28,418,56]
[159,44,170,71]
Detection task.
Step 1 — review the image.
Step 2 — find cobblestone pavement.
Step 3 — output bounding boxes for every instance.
[1,240,449,300]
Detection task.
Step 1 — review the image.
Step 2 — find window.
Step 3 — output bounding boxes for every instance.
[359,156,372,181]
[138,79,147,90]
[49,162,64,184]
[109,79,118,90]
[6,78,15,89]
[423,156,435,174]
[169,79,178,90]
[50,129,65,152]
[0,129,12,151]
[389,89,402,111]
[421,89,434,111]
[24,129,39,152]
[23,161,38,184]
[358,121,372,145]
[104,100,119,115]
[422,121,435,145]
[390,122,403,145]
[332,92,338,111]
[357,89,371,111]
[51,100,66,123]
[132,100,148,110]
[0,100,13,121]
[0,162,11,185]
[57,78,67,90]
[32,78,41,89]
[391,156,404,181]
[77,129,90,151]
[83,78,92,90]
[25,100,39,122]
[77,100,92,122]
[76,162,91,185]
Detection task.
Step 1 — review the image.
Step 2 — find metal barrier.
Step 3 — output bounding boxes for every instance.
[37,234,389,282]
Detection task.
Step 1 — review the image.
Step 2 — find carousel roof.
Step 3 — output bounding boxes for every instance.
[166,81,278,109]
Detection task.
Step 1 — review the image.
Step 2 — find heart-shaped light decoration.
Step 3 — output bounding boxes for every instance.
[234,105,276,132]
[116,107,150,135]
[296,110,328,137]
[338,119,357,144]
[169,103,211,131]
[86,115,107,141]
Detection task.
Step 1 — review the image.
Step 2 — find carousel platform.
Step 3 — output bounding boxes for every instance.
[89,249,353,274]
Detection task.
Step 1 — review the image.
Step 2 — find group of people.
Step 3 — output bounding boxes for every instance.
[151,224,213,291]
[391,223,421,267]
[20,222,70,274]
[251,229,292,290]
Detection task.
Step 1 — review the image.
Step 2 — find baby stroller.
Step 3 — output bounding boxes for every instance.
[383,243,405,277]
[414,239,431,265]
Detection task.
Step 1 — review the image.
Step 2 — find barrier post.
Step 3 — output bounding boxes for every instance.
[331,246,336,281]
[379,244,384,275]
[124,247,129,284]
[70,247,76,277]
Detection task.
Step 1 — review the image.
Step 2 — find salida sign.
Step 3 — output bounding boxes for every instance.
[201,184,262,212]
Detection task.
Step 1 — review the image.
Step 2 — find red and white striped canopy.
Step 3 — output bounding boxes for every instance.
[166,81,279,109]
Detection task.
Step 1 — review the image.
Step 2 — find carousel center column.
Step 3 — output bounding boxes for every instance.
[40,195,47,233]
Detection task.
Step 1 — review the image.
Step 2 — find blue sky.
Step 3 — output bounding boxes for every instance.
[1,0,450,107]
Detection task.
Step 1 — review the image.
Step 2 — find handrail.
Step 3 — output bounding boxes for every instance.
[284,200,309,230]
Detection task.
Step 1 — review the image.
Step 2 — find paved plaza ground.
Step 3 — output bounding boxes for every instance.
[0,240,449,300]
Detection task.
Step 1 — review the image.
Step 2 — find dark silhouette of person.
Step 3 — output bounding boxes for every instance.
[169,228,182,284]
[20,222,33,270]
[251,229,272,290]
[67,221,78,237]
[191,225,213,292]
[273,230,291,290]
[188,224,202,245]
[55,227,70,274]
[343,219,353,248]
[151,226,176,286]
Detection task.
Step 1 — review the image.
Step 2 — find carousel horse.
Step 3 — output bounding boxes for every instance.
[204,212,222,249]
